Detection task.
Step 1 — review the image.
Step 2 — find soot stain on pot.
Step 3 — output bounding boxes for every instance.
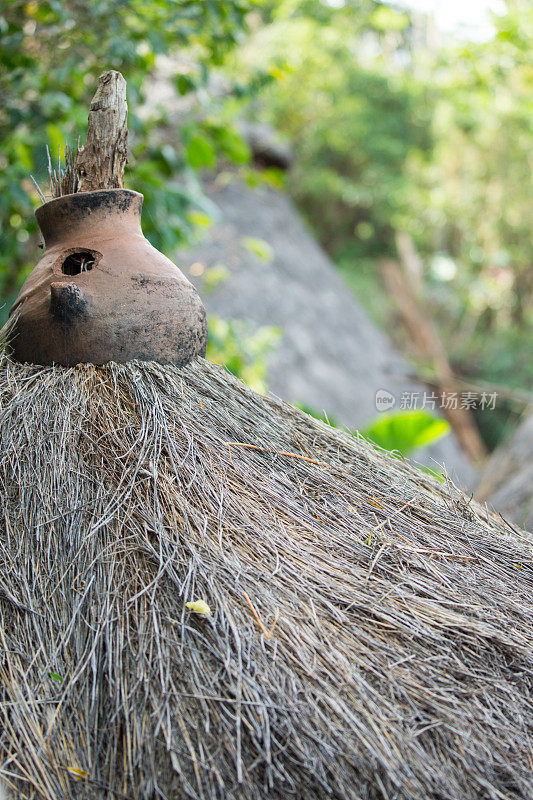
[130,275,168,291]
[62,190,142,222]
[49,283,88,326]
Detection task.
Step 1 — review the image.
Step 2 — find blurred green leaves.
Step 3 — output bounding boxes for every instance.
[369,6,409,33]
[241,236,274,262]
[0,0,252,313]
[185,133,217,169]
[362,411,450,457]
[231,0,433,259]
[206,317,281,392]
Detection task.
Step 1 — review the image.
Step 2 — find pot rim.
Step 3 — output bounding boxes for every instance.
[35,188,143,216]
[35,189,145,246]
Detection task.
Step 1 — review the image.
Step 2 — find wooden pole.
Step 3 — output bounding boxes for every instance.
[380,256,488,464]
[75,70,128,192]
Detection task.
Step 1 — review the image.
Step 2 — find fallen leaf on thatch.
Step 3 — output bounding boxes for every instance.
[368,497,384,510]
[67,767,88,780]
[186,600,212,616]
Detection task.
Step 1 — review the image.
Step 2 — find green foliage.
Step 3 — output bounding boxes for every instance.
[206,316,281,392]
[361,411,450,457]
[240,236,274,262]
[203,264,232,293]
[369,6,408,33]
[232,0,433,256]
[391,1,531,315]
[0,0,251,308]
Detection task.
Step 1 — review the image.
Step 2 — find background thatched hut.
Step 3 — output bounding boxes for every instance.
[179,174,475,486]
[475,409,533,532]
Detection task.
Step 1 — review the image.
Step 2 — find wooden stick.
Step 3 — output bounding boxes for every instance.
[76,70,128,192]
[242,591,271,639]
[380,256,487,464]
[226,441,331,468]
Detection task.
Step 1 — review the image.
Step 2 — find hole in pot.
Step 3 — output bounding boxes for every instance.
[61,251,96,275]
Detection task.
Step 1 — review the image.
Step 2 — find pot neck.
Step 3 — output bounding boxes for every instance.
[35,189,144,248]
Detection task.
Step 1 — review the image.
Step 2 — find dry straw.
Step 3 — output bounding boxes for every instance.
[0,334,532,799]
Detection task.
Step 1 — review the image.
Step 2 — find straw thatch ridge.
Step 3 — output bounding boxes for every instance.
[0,346,532,800]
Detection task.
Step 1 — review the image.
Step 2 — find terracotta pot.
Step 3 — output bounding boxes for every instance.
[9,189,208,366]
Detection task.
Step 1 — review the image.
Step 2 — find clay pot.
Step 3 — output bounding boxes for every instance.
[9,189,208,366]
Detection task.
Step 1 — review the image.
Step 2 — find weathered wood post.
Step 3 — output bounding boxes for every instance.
[75,70,128,192]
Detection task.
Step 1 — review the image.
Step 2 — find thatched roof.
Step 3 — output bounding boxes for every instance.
[179,176,475,486]
[0,349,531,800]
[475,410,533,533]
